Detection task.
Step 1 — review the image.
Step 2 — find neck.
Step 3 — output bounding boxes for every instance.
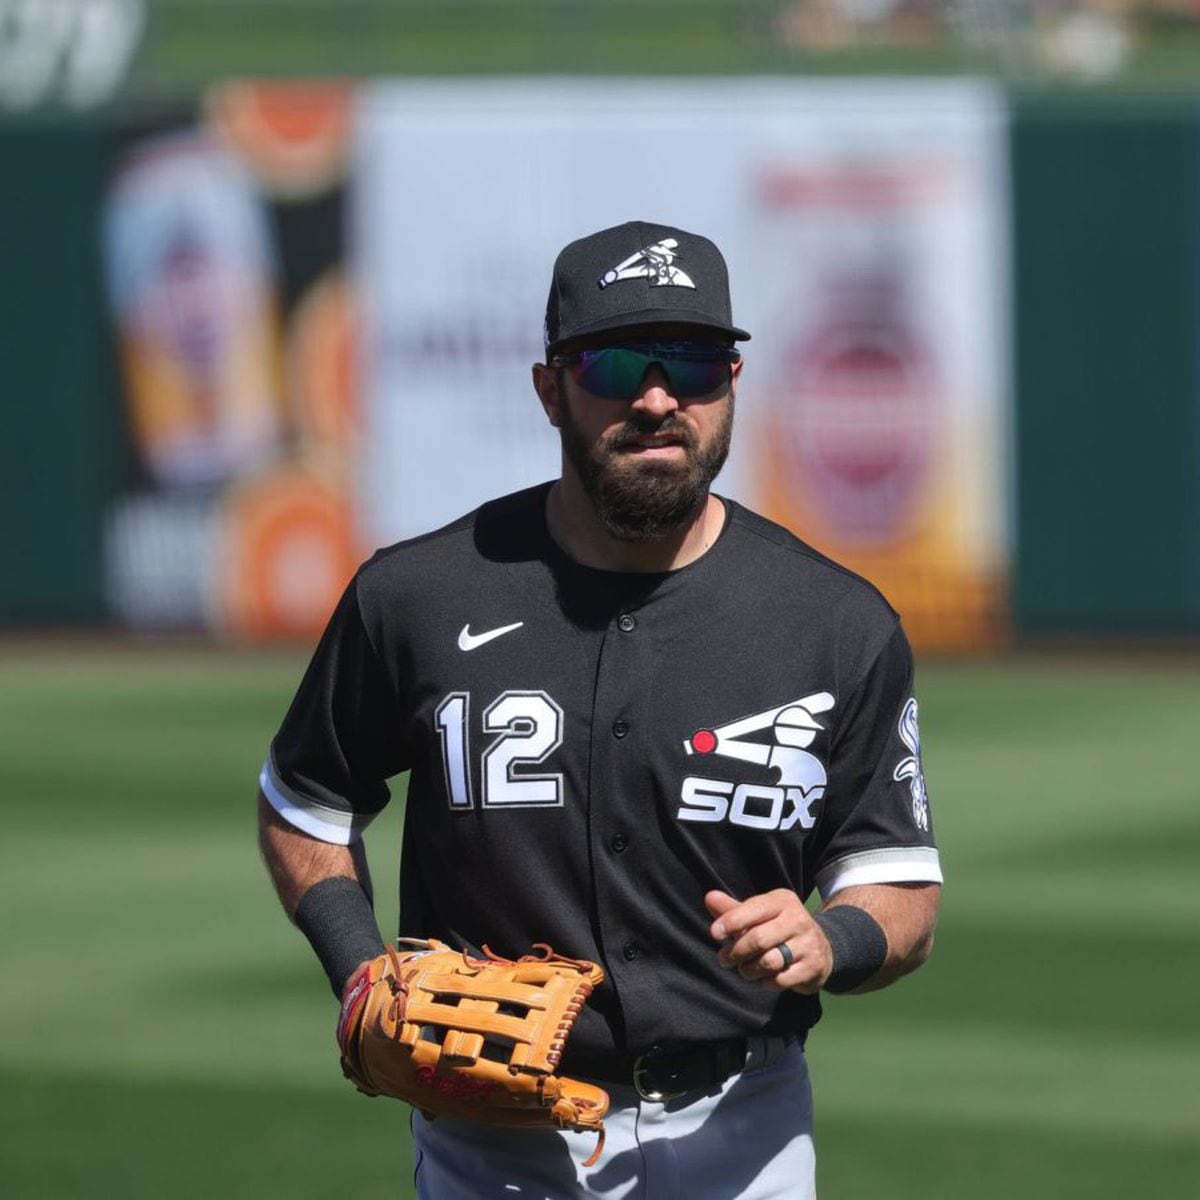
[545,473,725,573]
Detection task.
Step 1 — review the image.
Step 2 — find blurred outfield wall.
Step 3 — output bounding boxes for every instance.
[2,86,1199,642]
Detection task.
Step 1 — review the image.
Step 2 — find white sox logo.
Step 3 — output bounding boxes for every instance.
[598,238,696,290]
[677,693,835,832]
[893,697,929,831]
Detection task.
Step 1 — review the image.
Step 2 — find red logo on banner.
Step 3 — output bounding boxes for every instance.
[777,271,937,544]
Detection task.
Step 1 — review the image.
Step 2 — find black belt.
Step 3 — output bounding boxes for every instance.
[562,1034,795,1103]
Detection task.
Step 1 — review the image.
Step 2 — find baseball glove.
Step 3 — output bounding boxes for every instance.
[336,938,609,1164]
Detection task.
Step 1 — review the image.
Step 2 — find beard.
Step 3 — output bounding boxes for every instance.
[558,389,734,542]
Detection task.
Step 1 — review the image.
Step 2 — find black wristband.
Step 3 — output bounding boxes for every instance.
[812,905,888,994]
[294,876,386,998]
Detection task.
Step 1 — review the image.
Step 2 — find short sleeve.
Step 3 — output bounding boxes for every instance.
[804,622,943,900]
[259,576,408,844]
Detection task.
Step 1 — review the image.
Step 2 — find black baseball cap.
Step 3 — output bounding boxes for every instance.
[543,220,751,357]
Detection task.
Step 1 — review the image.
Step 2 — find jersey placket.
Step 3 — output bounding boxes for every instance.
[585,600,659,1033]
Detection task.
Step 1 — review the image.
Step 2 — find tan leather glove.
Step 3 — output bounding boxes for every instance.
[337,939,609,1164]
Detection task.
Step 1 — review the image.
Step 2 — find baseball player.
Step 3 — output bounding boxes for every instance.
[258,220,943,1199]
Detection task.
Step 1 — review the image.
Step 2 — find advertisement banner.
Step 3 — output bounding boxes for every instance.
[102,83,362,638]
[744,89,1010,652]
[352,80,1011,651]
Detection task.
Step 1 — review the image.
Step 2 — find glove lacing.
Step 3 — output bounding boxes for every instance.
[383,938,607,1165]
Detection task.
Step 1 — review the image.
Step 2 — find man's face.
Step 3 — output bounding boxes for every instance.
[548,328,741,542]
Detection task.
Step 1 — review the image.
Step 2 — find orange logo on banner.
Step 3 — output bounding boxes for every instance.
[287,270,357,453]
[218,463,360,640]
[207,80,352,198]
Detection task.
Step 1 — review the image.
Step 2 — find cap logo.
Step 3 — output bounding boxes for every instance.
[598,238,696,291]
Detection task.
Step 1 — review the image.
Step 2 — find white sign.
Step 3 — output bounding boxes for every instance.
[352,78,1009,586]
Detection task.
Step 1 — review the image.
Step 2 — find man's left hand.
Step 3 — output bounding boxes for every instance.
[705,888,831,994]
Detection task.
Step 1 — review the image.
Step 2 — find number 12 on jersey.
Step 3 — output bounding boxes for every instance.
[435,690,565,809]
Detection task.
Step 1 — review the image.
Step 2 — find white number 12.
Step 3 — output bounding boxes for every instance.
[435,689,564,809]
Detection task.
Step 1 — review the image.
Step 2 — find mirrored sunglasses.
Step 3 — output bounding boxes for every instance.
[554,342,740,400]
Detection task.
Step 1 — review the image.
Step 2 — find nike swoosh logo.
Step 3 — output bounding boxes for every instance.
[457,621,525,652]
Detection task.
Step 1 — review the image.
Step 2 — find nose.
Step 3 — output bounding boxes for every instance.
[631,364,679,418]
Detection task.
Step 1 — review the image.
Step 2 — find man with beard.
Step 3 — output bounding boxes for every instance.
[258,221,942,1199]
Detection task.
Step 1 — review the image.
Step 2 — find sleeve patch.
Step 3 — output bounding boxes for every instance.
[892,697,929,832]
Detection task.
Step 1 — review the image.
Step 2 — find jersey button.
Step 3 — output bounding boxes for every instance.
[618,613,637,633]
[612,719,629,738]
[622,942,640,961]
[610,833,628,853]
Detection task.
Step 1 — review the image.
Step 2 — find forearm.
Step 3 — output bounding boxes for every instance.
[257,790,373,916]
[821,881,940,993]
[258,791,384,995]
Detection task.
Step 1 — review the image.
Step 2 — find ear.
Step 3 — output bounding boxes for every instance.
[532,363,563,428]
[722,356,744,403]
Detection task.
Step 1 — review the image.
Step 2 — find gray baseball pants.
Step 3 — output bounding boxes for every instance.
[411,1039,816,1199]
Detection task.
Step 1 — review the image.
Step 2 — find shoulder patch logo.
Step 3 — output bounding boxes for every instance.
[598,238,696,291]
[893,698,929,831]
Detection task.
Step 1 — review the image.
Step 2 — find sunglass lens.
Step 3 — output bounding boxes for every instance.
[571,346,732,399]
[572,349,647,399]
[664,358,731,397]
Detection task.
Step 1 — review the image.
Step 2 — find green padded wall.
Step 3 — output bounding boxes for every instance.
[1012,98,1200,633]
[0,119,115,623]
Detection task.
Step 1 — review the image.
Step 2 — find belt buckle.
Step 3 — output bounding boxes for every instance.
[632,1050,688,1103]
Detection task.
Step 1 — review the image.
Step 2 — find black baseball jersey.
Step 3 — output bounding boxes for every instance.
[262,483,941,1056]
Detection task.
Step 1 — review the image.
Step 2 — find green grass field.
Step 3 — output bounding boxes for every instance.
[1,646,1197,1198]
